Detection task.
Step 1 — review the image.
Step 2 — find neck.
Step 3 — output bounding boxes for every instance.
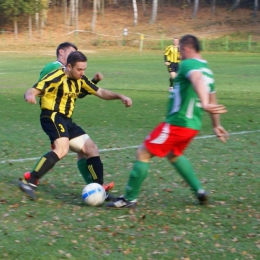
[64,67,70,77]
[186,52,202,60]
[57,58,65,66]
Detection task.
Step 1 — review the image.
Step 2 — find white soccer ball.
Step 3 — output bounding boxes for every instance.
[82,183,106,206]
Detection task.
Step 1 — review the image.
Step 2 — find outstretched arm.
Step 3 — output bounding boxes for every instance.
[94,88,132,107]
[24,88,42,104]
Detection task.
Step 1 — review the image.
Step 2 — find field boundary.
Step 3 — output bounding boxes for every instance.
[1,129,259,164]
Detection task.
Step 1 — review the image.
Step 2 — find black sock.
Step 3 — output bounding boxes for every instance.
[28,151,60,185]
[86,156,104,185]
[170,78,174,87]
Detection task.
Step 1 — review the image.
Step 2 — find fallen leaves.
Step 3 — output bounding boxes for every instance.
[0,198,8,204]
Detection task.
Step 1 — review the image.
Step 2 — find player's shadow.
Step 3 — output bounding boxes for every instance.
[36,182,86,206]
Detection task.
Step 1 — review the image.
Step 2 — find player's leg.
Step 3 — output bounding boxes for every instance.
[167,65,173,89]
[167,153,203,191]
[80,137,114,195]
[81,137,103,185]
[19,112,70,200]
[69,123,114,196]
[168,153,208,205]
[169,72,176,87]
[107,122,171,209]
[106,144,151,209]
[69,134,94,184]
[76,152,93,184]
[125,145,152,199]
[19,137,69,200]
[166,126,208,204]
[168,63,177,90]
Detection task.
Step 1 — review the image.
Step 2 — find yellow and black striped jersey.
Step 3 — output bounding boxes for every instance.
[164,45,181,63]
[33,68,99,118]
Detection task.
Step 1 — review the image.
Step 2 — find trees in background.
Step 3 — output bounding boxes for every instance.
[0,0,258,36]
[150,0,158,24]
[0,0,49,38]
[253,0,258,18]
[192,0,199,18]
[132,0,138,26]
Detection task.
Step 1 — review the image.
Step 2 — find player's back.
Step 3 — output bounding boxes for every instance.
[165,58,215,130]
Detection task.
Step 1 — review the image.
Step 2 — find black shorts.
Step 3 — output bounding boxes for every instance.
[40,110,86,143]
[168,62,179,73]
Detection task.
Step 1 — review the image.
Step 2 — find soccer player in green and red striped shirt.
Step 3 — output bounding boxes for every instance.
[107,34,229,209]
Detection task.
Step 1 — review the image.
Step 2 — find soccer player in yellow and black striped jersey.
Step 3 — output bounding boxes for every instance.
[25,42,113,191]
[19,51,132,201]
[164,37,181,90]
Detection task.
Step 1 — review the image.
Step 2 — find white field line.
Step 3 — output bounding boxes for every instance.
[1,129,259,164]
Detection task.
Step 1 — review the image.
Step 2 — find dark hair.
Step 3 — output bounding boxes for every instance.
[179,34,200,52]
[56,42,78,57]
[67,51,87,67]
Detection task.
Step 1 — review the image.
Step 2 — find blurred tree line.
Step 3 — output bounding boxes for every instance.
[0,0,258,38]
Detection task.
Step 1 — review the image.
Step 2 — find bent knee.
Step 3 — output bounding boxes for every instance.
[136,145,152,162]
[81,139,99,157]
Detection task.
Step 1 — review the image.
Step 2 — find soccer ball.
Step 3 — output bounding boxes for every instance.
[82,183,106,206]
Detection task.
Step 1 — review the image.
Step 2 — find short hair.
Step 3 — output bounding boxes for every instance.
[67,51,87,67]
[56,42,78,57]
[179,34,200,52]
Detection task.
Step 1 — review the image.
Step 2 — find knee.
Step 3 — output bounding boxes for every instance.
[82,139,99,157]
[136,145,152,162]
[54,147,69,159]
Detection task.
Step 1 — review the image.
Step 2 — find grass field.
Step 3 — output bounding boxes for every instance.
[0,50,260,260]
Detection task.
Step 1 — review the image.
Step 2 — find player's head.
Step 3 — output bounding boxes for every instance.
[173,37,179,46]
[56,42,78,65]
[66,51,87,79]
[179,34,200,59]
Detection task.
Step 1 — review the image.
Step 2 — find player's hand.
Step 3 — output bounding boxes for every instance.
[165,62,170,66]
[121,96,132,107]
[214,126,229,143]
[93,72,104,83]
[24,94,37,104]
[203,104,227,114]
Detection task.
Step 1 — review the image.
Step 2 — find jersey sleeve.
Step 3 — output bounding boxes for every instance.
[78,75,99,99]
[164,45,171,55]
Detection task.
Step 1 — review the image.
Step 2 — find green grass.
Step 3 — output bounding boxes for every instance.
[0,50,260,260]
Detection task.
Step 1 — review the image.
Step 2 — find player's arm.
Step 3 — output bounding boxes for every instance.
[91,72,103,84]
[81,75,132,107]
[24,87,43,104]
[190,71,228,142]
[164,46,171,65]
[95,88,132,107]
[209,93,229,143]
[189,71,227,114]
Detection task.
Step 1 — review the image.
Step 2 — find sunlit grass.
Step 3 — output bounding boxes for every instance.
[0,51,260,259]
